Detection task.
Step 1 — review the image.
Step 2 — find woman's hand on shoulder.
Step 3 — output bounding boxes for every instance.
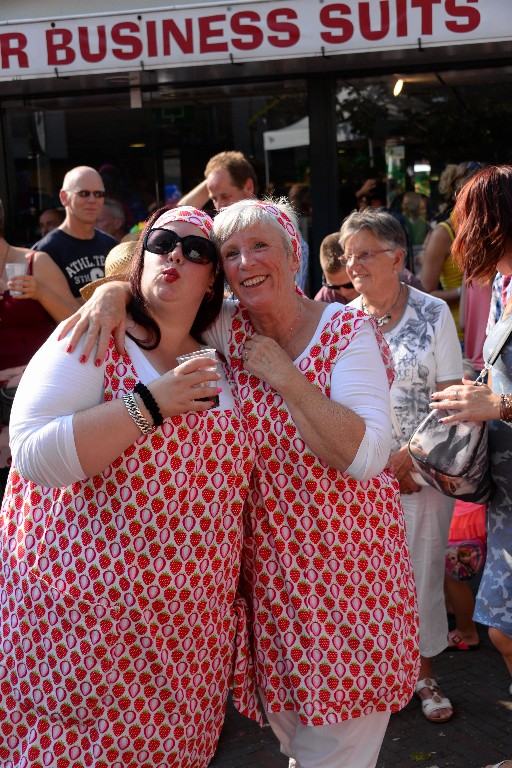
[59,281,130,364]
[430,378,501,423]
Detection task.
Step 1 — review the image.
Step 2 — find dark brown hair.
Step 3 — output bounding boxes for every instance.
[127,205,224,350]
[452,165,512,283]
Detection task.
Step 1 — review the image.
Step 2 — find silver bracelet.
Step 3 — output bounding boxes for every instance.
[122,392,153,436]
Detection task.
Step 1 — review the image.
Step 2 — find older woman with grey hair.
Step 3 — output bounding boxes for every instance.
[341,207,463,724]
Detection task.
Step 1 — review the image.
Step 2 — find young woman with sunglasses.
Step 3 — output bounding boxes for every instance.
[0,206,260,768]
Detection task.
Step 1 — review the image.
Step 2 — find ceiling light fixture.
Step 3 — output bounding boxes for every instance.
[393,78,404,97]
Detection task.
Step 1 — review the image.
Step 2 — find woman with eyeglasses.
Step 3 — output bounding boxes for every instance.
[60,198,420,768]
[0,206,260,768]
[341,207,463,725]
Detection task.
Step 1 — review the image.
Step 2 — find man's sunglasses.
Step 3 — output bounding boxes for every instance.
[66,189,106,199]
[322,276,354,290]
[144,228,217,265]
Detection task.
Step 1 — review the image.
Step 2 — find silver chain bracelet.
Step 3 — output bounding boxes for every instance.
[122,392,153,435]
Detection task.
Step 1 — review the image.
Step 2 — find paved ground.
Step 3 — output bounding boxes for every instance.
[210,621,512,768]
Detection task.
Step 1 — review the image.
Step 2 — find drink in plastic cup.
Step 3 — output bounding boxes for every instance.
[176,348,219,404]
[5,262,26,296]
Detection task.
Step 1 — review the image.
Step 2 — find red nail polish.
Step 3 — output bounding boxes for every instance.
[79,355,86,364]
[216,388,222,393]
[95,359,102,367]
[66,344,73,353]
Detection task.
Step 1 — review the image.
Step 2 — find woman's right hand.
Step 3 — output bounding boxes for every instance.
[430,379,501,424]
[149,356,221,418]
[59,281,130,364]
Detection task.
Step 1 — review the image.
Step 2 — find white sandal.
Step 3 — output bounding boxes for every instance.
[414,677,453,723]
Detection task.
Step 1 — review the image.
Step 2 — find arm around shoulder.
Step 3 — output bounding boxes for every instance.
[32,250,82,321]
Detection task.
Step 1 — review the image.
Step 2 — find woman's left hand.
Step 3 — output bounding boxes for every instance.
[430,377,501,423]
[7,274,37,299]
[243,334,295,389]
[386,446,414,482]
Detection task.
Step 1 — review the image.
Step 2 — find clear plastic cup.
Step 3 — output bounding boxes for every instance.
[176,348,219,404]
[5,262,26,296]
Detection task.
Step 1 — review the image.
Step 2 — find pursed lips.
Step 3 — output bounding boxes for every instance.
[163,267,180,282]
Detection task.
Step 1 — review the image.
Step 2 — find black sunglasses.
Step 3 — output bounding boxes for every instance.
[144,228,216,265]
[66,189,106,199]
[322,276,354,290]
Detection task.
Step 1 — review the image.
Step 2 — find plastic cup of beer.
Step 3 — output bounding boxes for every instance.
[176,348,219,404]
[5,262,26,296]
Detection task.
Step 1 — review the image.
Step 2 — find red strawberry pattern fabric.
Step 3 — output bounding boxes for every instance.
[0,340,260,768]
[224,303,420,725]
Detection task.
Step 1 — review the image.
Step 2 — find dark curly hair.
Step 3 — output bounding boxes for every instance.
[126,205,224,350]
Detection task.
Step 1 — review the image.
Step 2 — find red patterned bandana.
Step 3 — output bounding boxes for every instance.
[252,200,302,266]
[154,206,214,238]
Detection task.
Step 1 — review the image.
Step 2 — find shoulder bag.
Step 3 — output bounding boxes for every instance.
[408,318,512,503]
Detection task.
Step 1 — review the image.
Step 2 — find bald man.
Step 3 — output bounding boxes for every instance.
[33,166,117,298]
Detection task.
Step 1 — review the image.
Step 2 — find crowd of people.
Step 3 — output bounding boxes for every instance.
[1,154,512,768]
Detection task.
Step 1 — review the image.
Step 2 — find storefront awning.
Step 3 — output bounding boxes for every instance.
[1,0,512,82]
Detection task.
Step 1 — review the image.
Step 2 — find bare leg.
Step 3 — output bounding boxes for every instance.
[444,577,479,646]
[488,627,512,676]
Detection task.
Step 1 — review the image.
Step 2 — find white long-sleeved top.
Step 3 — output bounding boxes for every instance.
[10,303,391,487]
[205,301,392,481]
[9,330,234,487]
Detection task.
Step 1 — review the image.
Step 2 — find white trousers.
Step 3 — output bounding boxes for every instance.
[265,708,391,768]
[402,485,455,657]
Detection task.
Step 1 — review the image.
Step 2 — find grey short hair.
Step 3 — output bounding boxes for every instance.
[339,208,406,252]
[103,197,125,225]
[211,197,298,260]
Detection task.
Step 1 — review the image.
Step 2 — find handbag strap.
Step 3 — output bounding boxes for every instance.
[390,400,404,441]
[476,316,512,384]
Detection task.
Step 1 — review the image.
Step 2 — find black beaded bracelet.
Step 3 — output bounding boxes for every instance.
[134,382,163,427]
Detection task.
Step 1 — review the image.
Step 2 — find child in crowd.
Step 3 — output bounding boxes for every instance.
[314,232,359,304]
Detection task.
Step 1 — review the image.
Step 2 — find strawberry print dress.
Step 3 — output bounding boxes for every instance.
[0,341,260,768]
[223,303,420,725]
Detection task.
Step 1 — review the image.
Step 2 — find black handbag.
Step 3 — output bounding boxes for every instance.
[408,319,512,503]
[0,386,16,426]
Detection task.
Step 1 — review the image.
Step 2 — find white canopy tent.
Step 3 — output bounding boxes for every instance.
[263,117,360,186]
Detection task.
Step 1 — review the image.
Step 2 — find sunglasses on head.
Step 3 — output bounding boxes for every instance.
[322,276,354,290]
[143,228,216,265]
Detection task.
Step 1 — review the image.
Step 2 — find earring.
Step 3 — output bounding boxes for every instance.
[204,288,215,303]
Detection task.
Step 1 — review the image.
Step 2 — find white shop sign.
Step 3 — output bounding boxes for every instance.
[0,0,507,81]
